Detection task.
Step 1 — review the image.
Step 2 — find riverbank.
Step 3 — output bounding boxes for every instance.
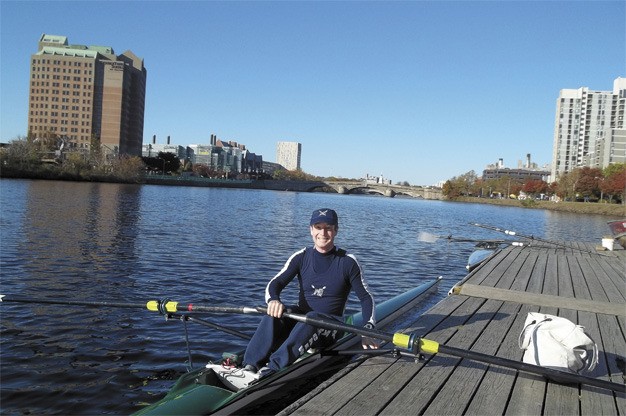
[455,196,625,218]
[2,172,623,217]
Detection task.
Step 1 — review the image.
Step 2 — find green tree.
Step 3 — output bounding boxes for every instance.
[601,163,625,203]
[142,152,180,174]
[442,179,460,198]
[575,167,603,201]
[272,168,319,181]
[555,170,579,200]
[442,170,479,198]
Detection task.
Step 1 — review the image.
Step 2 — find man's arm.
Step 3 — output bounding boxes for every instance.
[346,254,379,349]
[264,248,305,315]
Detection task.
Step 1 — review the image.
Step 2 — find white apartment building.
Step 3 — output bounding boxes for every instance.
[276,141,301,171]
[551,77,626,180]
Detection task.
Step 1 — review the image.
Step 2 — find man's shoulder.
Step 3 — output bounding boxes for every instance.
[334,248,359,264]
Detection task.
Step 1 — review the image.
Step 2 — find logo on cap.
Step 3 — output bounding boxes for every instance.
[310,208,338,226]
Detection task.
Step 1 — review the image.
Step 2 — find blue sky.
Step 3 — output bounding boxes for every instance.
[1,1,624,186]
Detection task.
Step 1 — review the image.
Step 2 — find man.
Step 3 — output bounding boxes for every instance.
[242,208,379,379]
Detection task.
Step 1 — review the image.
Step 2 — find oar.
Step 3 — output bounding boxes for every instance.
[272,310,625,393]
[3,295,622,392]
[469,223,605,255]
[0,295,261,315]
[0,294,254,341]
[418,231,523,246]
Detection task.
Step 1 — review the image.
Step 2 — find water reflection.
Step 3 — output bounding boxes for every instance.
[19,181,142,296]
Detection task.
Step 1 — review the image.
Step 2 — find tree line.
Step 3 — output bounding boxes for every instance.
[0,136,318,182]
[442,164,626,204]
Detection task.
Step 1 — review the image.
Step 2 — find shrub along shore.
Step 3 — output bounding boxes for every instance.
[455,196,625,218]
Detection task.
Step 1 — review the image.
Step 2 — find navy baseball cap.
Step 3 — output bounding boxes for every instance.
[310,208,338,226]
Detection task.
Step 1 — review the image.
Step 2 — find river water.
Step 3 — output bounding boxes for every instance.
[0,178,613,415]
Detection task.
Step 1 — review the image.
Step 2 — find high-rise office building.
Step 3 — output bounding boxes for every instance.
[276,141,302,170]
[28,34,147,157]
[551,77,626,180]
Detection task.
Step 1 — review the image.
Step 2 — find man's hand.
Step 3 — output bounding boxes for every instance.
[266,300,285,318]
[361,336,380,349]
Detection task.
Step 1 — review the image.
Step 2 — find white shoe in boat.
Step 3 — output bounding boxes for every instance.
[206,363,260,391]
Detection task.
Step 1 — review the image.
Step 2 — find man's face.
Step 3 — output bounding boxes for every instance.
[310,222,338,253]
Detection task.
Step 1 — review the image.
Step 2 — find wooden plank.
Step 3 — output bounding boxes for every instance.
[452,284,626,316]
[542,253,579,416]
[423,298,506,414]
[465,248,525,288]
[464,251,540,415]
[505,251,553,415]
[382,296,489,415]
[572,256,626,415]
[460,248,517,286]
[285,289,469,415]
[583,255,626,302]
[322,296,473,415]
[423,249,536,414]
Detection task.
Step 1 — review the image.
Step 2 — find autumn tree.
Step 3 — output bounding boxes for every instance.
[600,163,626,203]
[574,167,603,201]
[522,179,549,197]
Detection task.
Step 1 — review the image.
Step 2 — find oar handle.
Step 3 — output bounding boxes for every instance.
[280,310,419,351]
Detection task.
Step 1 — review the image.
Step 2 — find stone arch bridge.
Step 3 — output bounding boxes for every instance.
[264,180,443,200]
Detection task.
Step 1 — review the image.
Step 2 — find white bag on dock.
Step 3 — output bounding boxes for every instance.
[518,312,598,374]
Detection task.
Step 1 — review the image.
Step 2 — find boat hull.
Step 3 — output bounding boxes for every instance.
[134,277,441,415]
[466,242,500,272]
[607,219,626,249]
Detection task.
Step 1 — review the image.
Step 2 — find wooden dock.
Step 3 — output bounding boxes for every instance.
[278,242,626,415]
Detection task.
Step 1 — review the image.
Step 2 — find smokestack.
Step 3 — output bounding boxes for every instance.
[153,135,156,144]
[167,136,170,145]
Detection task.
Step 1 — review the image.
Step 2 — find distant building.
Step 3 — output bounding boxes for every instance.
[28,34,147,158]
[365,173,392,185]
[262,161,284,175]
[551,77,626,180]
[276,141,301,171]
[482,155,550,181]
[145,133,263,175]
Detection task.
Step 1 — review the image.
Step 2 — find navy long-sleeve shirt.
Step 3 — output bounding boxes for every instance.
[265,246,376,327]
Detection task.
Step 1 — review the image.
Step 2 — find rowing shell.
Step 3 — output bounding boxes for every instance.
[466,241,501,272]
[133,277,442,415]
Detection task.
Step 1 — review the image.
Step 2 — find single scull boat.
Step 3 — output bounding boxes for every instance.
[133,277,442,415]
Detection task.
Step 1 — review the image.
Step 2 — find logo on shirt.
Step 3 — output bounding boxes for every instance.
[311,285,326,297]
